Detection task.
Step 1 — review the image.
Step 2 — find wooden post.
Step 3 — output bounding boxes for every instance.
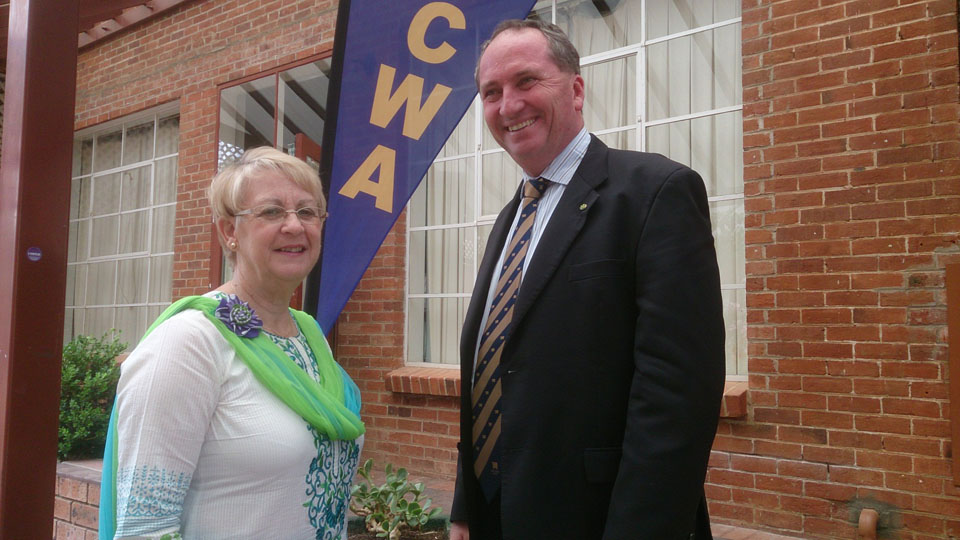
[947,264,960,486]
[0,0,79,536]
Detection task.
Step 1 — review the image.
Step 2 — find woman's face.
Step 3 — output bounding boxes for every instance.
[225,170,324,291]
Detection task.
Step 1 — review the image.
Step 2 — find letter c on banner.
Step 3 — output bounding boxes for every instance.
[407,2,466,64]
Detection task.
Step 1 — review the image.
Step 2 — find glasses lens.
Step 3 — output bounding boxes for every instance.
[296,207,320,222]
[256,205,287,221]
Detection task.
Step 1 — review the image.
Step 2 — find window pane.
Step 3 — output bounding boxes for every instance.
[117,258,149,304]
[69,178,81,221]
[63,308,74,345]
[710,198,745,287]
[70,309,85,340]
[149,255,173,303]
[123,121,155,164]
[71,264,88,306]
[94,130,122,172]
[437,106,475,159]
[556,0,642,56]
[76,220,90,263]
[73,137,93,177]
[119,210,150,254]
[155,156,178,205]
[409,228,474,294]
[278,60,331,154]
[77,177,93,219]
[121,165,152,212]
[481,152,523,217]
[407,297,466,365]
[219,75,276,168]
[156,115,180,156]
[68,223,78,263]
[90,216,119,257]
[476,224,493,270]
[65,266,76,307]
[647,26,741,122]
[152,205,175,253]
[409,158,475,228]
[92,173,121,216]
[722,288,747,375]
[582,56,636,133]
[115,306,145,353]
[595,129,636,151]
[646,0,740,41]
[88,261,117,305]
[645,111,742,198]
[85,307,116,339]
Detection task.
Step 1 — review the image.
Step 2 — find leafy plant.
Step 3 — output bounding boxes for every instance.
[58,331,126,460]
[350,459,443,539]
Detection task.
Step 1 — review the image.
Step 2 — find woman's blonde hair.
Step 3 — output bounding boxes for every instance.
[208,146,325,264]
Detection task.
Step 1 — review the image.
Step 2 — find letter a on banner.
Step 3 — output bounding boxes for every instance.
[310,0,536,332]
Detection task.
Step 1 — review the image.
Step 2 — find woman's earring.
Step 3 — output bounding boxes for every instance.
[228,240,237,250]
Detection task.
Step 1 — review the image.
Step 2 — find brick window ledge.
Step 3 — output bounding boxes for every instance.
[384,366,461,397]
[385,367,747,418]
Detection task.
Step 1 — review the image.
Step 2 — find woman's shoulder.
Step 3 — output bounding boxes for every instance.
[123,297,232,371]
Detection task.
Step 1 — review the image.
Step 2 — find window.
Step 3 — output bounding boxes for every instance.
[216,58,332,284]
[65,105,180,348]
[406,0,745,376]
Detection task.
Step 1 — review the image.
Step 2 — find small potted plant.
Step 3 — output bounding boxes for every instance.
[349,459,446,539]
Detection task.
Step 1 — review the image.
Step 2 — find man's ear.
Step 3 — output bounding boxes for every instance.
[572,74,585,112]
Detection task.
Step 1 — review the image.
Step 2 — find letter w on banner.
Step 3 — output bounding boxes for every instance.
[311,0,536,332]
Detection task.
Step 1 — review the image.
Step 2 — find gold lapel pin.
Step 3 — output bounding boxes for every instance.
[579,203,588,211]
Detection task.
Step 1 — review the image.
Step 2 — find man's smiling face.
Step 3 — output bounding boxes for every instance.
[477,28,585,177]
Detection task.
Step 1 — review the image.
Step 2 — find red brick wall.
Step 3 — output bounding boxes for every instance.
[710,1,960,537]
[53,470,99,540]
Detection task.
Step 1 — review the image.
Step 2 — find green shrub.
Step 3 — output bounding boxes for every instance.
[350,459,443,539]
[58,331,126,461]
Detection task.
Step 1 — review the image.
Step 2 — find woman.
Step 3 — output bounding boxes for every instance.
[100,147,365,540]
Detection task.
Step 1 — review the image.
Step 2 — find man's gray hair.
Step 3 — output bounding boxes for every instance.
[475,19,581,85]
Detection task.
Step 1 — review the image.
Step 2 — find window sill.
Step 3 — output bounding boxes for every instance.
[720,381,748,418]
[384,367,747,417]
[384,366,461,397]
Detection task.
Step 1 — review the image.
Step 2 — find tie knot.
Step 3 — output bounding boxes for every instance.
[524,177,550,199]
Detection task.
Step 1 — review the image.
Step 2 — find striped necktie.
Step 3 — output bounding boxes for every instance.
[472,176,550,501]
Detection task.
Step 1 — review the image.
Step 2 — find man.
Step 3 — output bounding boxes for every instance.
[449,19,725,540]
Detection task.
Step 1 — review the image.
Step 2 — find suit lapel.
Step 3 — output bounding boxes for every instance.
[512,137,609,328]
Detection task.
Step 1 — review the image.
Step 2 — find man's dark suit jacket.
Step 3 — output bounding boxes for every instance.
[450,136,726,540]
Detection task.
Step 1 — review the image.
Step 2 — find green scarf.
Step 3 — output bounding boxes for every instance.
[99,295,364,540]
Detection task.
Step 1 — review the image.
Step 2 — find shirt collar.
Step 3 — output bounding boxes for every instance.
[521,127,590,187]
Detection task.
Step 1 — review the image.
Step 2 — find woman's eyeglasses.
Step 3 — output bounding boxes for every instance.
[235,205,328,224]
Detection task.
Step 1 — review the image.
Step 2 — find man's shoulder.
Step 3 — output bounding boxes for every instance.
[604,146,689,174]
[589,145,694,190]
